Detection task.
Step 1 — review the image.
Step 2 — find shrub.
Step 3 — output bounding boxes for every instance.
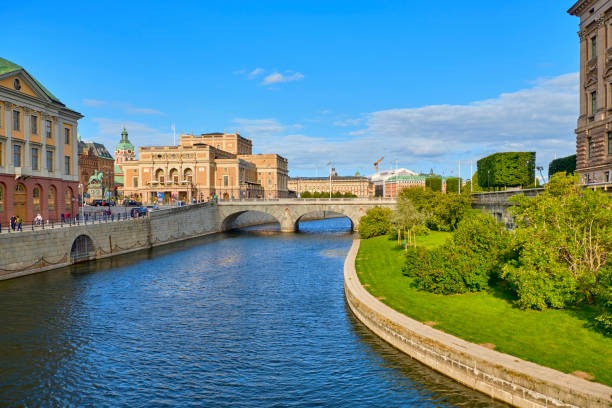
[397,187,471,232]
[425,177,442,192]
[446,177,461,193]
[413,225,430,236]
[477,152,535,189]
[358,207,393,239]
[406,212,508,294]
[548,154,576,178]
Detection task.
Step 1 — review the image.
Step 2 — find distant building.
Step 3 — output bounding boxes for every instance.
[114,127,136,190]
[120,131,288,202]
[383,175,426,197]
[369,168,418,196]
[0,57,82,223]
[78,137,115,201]
[568,1,612,188]
[289,170,373,198]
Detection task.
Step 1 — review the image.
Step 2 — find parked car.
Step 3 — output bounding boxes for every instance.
[124,200,142,206]
[130,207,148,218]
[91,199,104,206]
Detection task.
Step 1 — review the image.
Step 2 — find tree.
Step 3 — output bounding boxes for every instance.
[502,173,612,310]
[477,152,535,189]
[425,177,442,192]
[391,192,426,231]
[397,188,471,232]
[446,177,461,193]
[406,211,507,294]
[358,207,393,239]
[548,154,576,178]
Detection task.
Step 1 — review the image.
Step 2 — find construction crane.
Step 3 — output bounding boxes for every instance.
[374,156,384,173]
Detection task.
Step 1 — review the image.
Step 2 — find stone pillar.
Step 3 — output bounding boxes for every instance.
[3,102,11,172]
[23,108,30,168]
[597,21,607,118]
[579,35,587,124]
[40,113,47,176]
[54,117,62,175]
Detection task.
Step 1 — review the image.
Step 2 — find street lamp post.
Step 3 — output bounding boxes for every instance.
[78,183,84,222]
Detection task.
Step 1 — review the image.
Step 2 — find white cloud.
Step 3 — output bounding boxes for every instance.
[333,118,362,127]
[236,73,579,175]
[82,99,164,116]
[262,71,304,85]
[247,68,265,79]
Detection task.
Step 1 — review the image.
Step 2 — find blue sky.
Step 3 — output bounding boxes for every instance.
[2,1,579,177]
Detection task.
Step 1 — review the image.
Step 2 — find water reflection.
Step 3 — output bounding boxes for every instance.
[0,218,507,407]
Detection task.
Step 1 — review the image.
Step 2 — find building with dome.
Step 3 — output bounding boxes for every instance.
[114,127,135,194]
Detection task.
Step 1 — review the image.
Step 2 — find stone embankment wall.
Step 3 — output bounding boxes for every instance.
[344,239,612,408]
[0,202,278,281]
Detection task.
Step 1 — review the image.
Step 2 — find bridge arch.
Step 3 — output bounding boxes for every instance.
[294,210,356,231]
[220,210,282,231]
[70,234,96,264]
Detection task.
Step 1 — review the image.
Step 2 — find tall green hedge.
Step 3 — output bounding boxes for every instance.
[446,177,461,193]
[548,154,576,178]
[477,152,535,189]
[425,177,442,192]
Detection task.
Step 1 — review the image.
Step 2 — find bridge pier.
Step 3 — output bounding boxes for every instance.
[280,217,297,232]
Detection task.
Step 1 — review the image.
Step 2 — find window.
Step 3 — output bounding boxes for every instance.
[0,142,3,167]
[12,110,20,131]
[592,36,597,59]
[45,120,52,138]
[0,103,3,128]
[608,132,612,155]
[64,156,70,175]
[46,150,53,171]
[31,147,39,170]
[588,137,594,159]
[48,186,56,211]
[0,184,3,212]
[605,171,611,183]
[13,144,21,167]
[65,189,72,212]
[64,127,70,144]
[591,92,597,115]
[133,177,139,187]
[33,187,40,212]
[223,175,229,186]
[31,115,37,134]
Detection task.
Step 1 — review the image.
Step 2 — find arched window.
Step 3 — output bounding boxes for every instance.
[33,186,41,212]
[184,168,193,183]
[155,169,164,183]
[169,168,179,183]
[14,183,26,219]
[0,184,4,213]
[48,186,56,212]
[65,188,73,212]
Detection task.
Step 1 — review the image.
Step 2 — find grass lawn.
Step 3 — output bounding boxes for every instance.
[355,232,612,386]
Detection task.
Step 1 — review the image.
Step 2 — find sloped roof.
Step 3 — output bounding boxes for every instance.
[79,140,114,159]
[0,57,63,105]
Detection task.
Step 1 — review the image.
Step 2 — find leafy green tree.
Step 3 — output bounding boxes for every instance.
[397,188,471,231]
[503,173,612,310]
[405,211,507,294]
[425,177,442,192]
[358,207,393,239]
[300,191,312,198]
[477,152,535,189]
[446,177,461,193]
[390,192,427,232]
[548,154,576,178]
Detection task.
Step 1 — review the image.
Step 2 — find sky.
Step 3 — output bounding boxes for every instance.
[1,1,580,178]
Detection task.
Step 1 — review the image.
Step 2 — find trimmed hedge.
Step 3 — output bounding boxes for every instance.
[425,177,442,192]
[548,154,576,178]
[446,177,461,193]
[477,152,535,189]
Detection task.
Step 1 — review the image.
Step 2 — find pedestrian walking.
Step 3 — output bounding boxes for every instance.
[16,216,22,231]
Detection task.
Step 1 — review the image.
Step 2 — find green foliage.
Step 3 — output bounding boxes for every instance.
[477,152,535,189]
[548,154,576,178]
[390,191,427,232]
[398,188,471,232]
[358,207,393,239]
[594,265,612,336]
[413,225,430,236]
[300,191,312,198]
[406,212,508,294]
[425,177,442,192]
[503,173,612,312]
[446,177,461,193]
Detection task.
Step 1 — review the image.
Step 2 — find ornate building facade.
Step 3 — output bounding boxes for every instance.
[288,172,373,198]
[569,0,612,188]
[0,57,82,223]
[383,175,426,198]
[114,127,136,190]
[78,138,115,201]
[120,132,288,202]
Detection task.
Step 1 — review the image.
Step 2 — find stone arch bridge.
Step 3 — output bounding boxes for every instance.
[217,198,396,232]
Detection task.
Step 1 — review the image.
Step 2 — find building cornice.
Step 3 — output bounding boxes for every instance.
[568,0,597,16]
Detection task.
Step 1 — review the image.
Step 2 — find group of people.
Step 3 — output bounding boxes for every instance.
[9,215,23,231]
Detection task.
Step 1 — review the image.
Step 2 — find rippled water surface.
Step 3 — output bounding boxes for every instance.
[0,218,508,407]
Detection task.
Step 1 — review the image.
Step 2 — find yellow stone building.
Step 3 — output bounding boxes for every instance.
[288,172,373,198]
[121,132,288,202]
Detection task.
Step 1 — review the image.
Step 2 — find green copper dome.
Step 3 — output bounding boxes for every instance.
[115,127,134,152]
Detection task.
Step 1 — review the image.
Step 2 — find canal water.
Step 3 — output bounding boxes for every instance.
[0,218,508,407]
